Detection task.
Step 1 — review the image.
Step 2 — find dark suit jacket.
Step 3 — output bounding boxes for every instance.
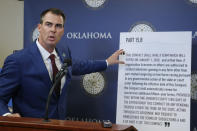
[0,43,107,119]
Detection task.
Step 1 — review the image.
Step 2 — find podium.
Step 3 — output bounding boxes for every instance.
[0,116,137,131]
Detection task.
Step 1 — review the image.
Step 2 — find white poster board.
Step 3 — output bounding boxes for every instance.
[116,32,192,131]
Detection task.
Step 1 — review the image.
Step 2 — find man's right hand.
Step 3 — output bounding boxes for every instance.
[106,49,125,66]
[6,113,21,117]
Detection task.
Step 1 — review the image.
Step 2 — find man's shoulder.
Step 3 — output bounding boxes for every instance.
[6,43,36,62]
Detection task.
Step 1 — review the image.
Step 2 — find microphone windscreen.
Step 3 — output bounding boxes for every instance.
[64,59,72,66]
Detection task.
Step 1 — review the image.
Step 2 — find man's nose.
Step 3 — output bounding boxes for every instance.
[50,25,56,32]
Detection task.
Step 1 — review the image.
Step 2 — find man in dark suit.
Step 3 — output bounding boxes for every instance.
[0,8,124,119]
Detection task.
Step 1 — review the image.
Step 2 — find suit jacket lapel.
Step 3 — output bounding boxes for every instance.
[55,47,72,98]
[28,43,52,89]
[55,47,66,63]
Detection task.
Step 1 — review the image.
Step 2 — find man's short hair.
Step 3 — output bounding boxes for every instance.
[40,8,66,25]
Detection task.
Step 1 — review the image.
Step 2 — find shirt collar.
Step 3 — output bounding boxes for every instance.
[36,39,59,60]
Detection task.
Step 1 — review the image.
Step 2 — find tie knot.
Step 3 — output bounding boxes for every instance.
[49,54,55,61]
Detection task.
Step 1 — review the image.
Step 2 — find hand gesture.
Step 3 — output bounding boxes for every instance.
[106,49,125,66]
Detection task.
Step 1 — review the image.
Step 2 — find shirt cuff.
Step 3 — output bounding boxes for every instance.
[2,112,11,116]
[105,60,108,67]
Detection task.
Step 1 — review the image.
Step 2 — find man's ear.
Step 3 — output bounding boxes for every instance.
[38,24,41,32]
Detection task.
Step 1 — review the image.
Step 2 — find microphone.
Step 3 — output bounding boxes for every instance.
[55,59,72,82]
[44,58,72,122]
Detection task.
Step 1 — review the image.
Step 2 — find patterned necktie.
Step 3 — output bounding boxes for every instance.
[49,54,60,97]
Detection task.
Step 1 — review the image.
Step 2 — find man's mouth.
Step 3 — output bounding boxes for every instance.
[48,36,55,41]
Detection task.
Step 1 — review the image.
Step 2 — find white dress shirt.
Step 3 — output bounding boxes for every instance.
[36,39,66,93]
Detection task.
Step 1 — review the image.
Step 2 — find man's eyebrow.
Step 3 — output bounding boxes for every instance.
[45,21,52,24]
[56,23,63,26]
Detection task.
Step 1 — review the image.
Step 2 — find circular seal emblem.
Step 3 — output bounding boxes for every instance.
[82,72,105,95]
[191,72,197,100]
[129,22,155,32]
[83,0,107,9]
[186,0,197,7]
[189,0,197,4]
[32,27,40,42]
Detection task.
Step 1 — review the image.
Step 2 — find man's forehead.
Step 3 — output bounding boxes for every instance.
[42,12,64,24]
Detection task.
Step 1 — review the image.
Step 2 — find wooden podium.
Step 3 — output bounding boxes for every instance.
[0,116,137,131]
